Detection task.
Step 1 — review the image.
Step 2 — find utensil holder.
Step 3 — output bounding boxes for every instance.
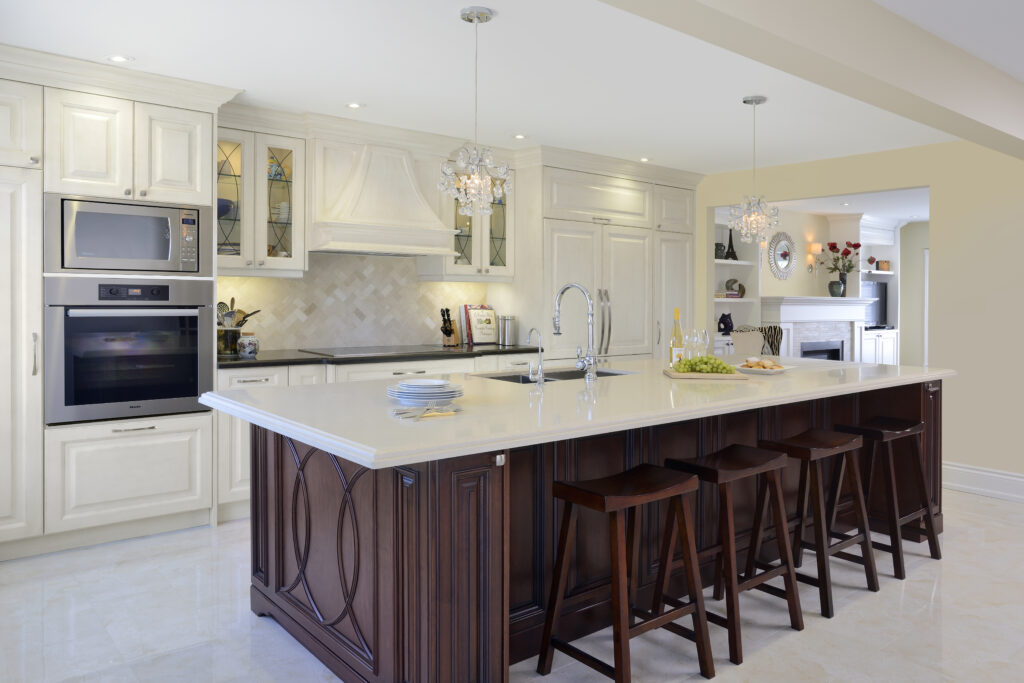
[218,327,241,357]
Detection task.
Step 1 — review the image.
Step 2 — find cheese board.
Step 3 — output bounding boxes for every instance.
[663,369,749,380]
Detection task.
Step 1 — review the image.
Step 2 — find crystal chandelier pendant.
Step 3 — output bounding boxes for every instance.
[439,7,510,217]
[728,95,777,243]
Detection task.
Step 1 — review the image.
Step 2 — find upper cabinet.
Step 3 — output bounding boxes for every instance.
[217,127,305,276]
[133,103,212,205]
[44,88,211,205]
[0,80,42,169]
[543,167,653,228]
[652,184,695,233]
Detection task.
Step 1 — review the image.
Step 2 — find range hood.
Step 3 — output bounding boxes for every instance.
[309,143,457,256]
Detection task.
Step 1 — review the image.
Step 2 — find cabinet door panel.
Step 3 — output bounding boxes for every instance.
[255,133,305,272]
[544,219,601,359]
[0,80,42,169]
[287,364,327,385]
[653,185,695,233]
[44,89,133,198]
[653,232,693,363]
[44,414,212,533]
[543,168,652,228]
[134,103,212,204]
[0,167,42,542]
[217,128,255,269]
[604,226,652,356]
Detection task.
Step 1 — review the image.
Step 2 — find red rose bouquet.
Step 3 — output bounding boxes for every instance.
[819,241,861,274]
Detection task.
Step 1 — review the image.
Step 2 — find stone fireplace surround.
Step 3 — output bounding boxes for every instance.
[761,296,877,361]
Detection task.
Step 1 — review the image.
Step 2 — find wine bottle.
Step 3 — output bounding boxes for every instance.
[668,308,685,365]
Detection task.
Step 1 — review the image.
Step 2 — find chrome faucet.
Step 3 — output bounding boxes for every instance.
[552,282,597,383]
[526,327,545,384]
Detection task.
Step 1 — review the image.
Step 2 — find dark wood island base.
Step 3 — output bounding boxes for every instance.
[247,380,943,681]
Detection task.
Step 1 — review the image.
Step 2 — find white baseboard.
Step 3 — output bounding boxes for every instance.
[943,462,1024,504]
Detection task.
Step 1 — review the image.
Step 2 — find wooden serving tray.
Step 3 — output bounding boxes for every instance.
[663,369,749,380]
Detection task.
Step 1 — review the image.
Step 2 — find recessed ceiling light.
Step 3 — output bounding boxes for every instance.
[839,202,850,206]
[347,103,362,109]
[640,157,649,163]
[910,214,918,218]
[106,55,134,64]
[513,134,526,140]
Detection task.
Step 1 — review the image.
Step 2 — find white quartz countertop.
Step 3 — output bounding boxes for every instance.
[199,357,954,470]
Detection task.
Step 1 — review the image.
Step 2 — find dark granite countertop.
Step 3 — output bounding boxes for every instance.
[217,344,537,369]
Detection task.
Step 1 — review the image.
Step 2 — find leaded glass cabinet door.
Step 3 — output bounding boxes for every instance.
[254,133,305,272]
[447,199,481,276]
[216,128,254,270]
[484,176,513,277]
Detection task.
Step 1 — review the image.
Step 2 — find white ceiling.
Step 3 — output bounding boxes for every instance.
[873,0,1024,83]
[0,0,955,174]
[714,187,929,224]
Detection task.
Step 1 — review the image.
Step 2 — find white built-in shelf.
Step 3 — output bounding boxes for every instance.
[714,298,757,304]
[862,270,895,276]
[714,259,756,266]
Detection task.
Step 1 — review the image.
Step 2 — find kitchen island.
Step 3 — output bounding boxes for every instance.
[199,358,953,681]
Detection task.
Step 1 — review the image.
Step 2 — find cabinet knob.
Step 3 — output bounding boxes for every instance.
[124,188,132,195]
[246,260,253,266]
[257,260,265,266]
[477,268,482,273]
[493,452,506,467]
[28,156,39,164]
[485,268,490,274]
[139,189,147,197]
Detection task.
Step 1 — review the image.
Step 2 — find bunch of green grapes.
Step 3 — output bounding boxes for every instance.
[673,355,736,374]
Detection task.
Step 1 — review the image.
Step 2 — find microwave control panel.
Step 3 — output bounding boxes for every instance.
[180,209,199,271]
[98,284,170,301]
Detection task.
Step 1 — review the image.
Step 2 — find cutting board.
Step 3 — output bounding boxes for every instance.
[663,369,749,380]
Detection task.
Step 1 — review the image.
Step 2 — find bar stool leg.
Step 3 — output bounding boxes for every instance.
[744,474,768,581]
[626,507,641,627]
[792,462,810,569]
[712,553,725,601]
[809,459,835,618]
[826,455,847,534]
[719,481,743,665]
[674,495,715,679]
[608,510,631,683]
[881,442,907,579]
[651,499,679,616]
[846,451,880,592]
[911,433,942,560]
[537,501,578,675]
[767,469,804,631]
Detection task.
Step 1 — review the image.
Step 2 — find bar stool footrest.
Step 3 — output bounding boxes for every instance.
[738,563,789,592]
[551,638,616,679]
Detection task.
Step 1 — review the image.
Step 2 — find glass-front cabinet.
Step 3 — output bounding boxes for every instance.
[216,128,305,276]
[419,174,514,281]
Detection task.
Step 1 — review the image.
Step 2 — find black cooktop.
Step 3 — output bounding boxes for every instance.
[298,345,472,358]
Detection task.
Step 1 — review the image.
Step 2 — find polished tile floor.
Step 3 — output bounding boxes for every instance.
[0,489,1020,682]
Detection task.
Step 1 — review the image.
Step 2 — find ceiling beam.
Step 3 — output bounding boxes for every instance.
[597,0,1024,160]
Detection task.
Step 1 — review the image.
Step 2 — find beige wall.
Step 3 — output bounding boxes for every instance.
[759,210,831,298]
[900,222,929,366]
[696,140,1024,475]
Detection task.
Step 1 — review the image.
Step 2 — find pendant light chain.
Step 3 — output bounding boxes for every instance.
[728,95,778,243]
[474,18,479,148]
[751,102,757,197]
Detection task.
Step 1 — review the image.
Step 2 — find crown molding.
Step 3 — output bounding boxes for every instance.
[515,145,703,189]
[0,44,240,112]
[218,103,307,138]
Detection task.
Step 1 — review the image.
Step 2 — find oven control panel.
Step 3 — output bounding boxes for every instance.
[180,209,199,271]
[98,284,170,301]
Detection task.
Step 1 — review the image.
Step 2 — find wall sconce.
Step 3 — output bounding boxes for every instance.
[808,242,823,274]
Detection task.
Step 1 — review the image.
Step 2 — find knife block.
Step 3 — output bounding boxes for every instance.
[442,320,460,347]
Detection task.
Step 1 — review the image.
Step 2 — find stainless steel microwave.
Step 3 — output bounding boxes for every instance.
[44,194,212,277]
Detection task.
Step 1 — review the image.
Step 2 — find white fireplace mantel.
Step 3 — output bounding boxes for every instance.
[761,296,877,323]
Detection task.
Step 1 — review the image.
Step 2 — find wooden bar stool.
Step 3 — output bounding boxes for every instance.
[835,418,941,579]
[536,464,715,681]
[664,445,803,666]
[759,430,879,618]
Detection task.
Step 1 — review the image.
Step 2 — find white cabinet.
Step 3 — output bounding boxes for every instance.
[332,358,475,382]
[472,353,534,373]
[44,89,133,198]
[0,166,43,543]
[217,128,306,276]
[417,173,515,281]
[44,88,212,203]
[862,329,900,365]
[652,185,695,233]
[216,366,288,505]
[543,168,653,228]
[43,414,212,534]
[133,103,212,205]
[288,364,327,385]
[653,232,694,363]
[0,80,42,169]
[544,219,651,358]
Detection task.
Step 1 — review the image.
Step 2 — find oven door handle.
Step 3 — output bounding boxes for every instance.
[66,308,200,318]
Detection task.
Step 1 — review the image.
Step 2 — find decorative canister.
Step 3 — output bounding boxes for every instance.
[877,260,891,271]
[714,242,727,259]
[217,328,241,357]
[238,333,260,358]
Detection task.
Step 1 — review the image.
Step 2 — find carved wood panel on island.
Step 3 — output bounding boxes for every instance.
[248,380,942,679]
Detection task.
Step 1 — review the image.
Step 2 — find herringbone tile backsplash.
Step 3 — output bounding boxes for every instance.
[218,253,487,349]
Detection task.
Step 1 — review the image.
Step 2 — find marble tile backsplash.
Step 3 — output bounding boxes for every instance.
[217,253,487,350]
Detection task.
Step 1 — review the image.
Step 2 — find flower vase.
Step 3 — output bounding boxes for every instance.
[828,280,845,297]
[839,272,848,297]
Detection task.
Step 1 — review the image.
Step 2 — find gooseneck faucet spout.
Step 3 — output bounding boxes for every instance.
[552,282,597,383]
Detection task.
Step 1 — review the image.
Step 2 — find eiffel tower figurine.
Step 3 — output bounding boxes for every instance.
[724,228,739,260]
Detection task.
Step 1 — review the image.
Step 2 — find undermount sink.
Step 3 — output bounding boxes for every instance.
[478,368,634,383]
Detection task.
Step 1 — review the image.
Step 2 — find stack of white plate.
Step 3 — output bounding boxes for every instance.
[386,378,464,406]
